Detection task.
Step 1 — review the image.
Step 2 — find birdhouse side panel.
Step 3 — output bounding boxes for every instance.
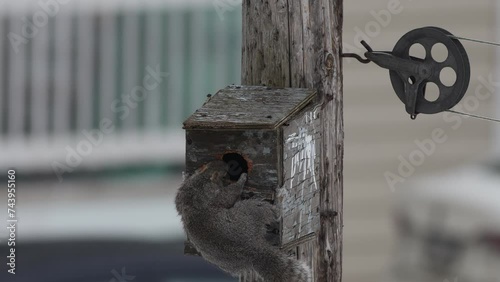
[279,106,321,245]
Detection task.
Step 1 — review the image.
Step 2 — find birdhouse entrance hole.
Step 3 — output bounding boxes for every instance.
[223,153,248,181]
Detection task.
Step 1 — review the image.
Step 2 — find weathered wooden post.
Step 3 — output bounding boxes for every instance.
[241,1,344,281]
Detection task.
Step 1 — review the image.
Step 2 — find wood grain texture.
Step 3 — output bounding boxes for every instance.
[242,1,343,281]
[184,86,315,130]
[242,0,290,87]
[282,233,318,282]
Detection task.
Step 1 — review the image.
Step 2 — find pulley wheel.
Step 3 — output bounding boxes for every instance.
[389,27,470,114]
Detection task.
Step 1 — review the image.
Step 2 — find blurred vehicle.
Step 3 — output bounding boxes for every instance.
[390,162,500,282]
[0,241,237,282]
[0,182,237,282]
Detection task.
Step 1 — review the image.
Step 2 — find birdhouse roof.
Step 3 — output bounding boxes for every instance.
[184,86,316,130]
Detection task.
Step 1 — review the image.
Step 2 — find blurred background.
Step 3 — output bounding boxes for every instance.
[0,0,498,281]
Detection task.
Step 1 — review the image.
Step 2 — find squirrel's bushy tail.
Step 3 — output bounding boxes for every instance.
[253,250,312,282]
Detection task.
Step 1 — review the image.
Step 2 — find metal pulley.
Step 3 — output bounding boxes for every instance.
[344,26,471,120]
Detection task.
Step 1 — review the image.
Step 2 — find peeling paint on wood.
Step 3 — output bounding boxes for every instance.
[279,105,321,245]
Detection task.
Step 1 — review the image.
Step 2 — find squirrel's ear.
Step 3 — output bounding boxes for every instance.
[196,164,208,174]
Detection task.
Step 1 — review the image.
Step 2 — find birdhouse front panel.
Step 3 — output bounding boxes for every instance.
[185,129,280,198]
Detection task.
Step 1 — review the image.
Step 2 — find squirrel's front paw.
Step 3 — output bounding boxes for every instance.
[238,173,248,182]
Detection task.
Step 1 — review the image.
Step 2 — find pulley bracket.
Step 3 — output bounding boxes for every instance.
[343,26,471,120]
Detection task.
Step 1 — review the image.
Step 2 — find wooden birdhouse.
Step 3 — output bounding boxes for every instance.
[183,85,321,254]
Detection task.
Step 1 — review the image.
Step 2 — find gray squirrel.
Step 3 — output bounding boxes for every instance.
[175,160,312,282]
